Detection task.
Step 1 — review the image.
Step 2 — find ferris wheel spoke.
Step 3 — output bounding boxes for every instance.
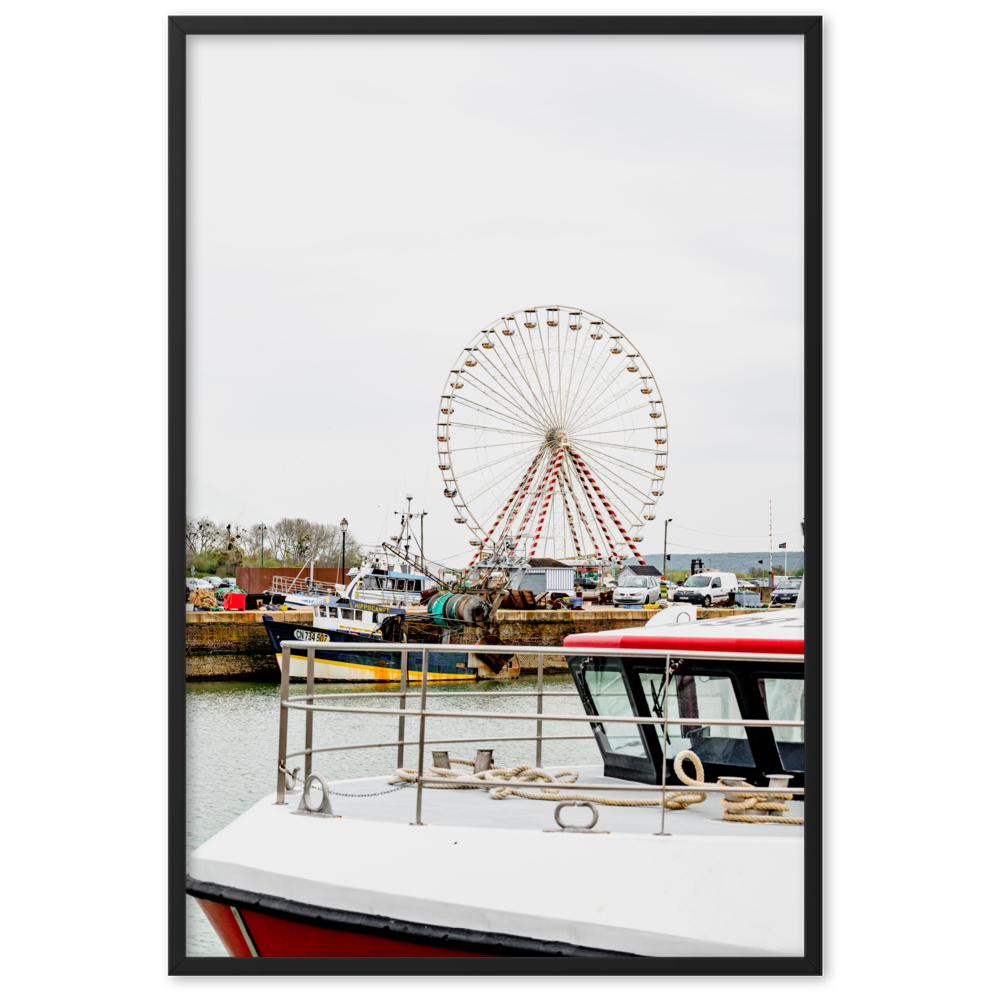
[565,376,635,440]
[454,441,541,483]
[494,329,560,427]
[563,336,625,428]
[568,380,648,437]
[561,320,605,426]
[469,343,554,426]
[572,441,659,480]
[451,395,541,435]
[457,367,549,432]
[447,439,544,453]
[510,316,563,428]
[447,421,536,438]
[572,437,667,458]
[563,328,616,427]
[569,398,651,441]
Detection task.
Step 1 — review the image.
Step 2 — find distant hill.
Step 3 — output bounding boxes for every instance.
[625,551,805,576]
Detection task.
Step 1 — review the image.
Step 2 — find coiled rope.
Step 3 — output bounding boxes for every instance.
[389,751,802,823]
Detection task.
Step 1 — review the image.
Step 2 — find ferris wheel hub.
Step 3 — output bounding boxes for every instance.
[545,427,570,449]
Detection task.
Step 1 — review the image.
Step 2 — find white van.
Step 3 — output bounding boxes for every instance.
[673,571,739,607]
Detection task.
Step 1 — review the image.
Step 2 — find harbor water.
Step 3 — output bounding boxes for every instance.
[186,675,603,957]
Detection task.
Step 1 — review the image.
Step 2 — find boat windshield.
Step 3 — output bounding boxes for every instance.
[636,669,751,768]
[581,662,646,758]
[684,576,711,587]
[759,677,805,771]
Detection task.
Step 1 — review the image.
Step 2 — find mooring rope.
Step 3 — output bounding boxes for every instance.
[388,750,802,823]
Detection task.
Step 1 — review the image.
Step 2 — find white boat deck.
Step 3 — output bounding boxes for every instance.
[189,765,804,958]
[309,764,804,837]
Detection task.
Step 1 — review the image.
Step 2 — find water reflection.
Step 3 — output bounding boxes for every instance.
[185,675,600,957]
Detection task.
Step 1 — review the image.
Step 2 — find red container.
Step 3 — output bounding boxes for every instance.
[223,592,246,611]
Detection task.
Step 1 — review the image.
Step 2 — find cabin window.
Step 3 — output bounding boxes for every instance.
[759,677,805,771]
[407,580,418,591]
[584,664,646,758]
[636,669,751,768]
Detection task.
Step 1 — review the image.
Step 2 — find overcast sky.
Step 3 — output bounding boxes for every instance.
[187,34,804,563]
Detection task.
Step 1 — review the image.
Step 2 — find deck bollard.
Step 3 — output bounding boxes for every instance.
[473,749,494,773]
[432,750,451,769]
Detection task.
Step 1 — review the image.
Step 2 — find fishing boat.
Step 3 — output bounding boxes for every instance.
[188,607,809,959]
[261,557,500,683]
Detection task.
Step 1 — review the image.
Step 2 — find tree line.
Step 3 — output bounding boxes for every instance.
[185,517,363,575]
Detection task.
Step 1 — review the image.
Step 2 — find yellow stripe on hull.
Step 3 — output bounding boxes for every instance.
[277,653,477,683]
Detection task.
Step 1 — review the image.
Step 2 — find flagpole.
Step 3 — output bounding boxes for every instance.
[769,500,773,588]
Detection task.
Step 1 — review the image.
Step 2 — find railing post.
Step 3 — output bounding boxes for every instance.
[305,647,315,780]
[535,651,544,767]
[276,643,291,804]
[656,656,671,836]
[412,646,430,825]
[396,647,408,770]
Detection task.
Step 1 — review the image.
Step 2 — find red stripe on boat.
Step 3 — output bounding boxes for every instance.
[238,908,491,958]
[563,633,804,656]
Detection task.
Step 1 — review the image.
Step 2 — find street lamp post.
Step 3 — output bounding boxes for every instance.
[662,517,673,594]
[339,518,348,586]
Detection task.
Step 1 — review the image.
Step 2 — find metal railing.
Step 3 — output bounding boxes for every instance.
[274,640,805,830]
[267,575,340,597]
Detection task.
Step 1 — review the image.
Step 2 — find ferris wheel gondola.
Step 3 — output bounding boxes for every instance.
[437,305,668,569]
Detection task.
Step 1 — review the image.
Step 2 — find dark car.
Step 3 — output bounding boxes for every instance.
[573,576,598,590]
[770,579,802,605]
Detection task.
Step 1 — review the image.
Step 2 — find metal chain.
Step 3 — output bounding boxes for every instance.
[280,762,411,798]
[324,783,410,799]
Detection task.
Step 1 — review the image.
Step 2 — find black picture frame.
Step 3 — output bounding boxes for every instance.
[169,14,822,976]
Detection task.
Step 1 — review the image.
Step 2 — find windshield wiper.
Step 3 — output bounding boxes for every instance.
[649,676,669,744]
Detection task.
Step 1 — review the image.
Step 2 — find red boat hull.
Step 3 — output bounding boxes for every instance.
[188,879,626,958]
[196,897,490,957]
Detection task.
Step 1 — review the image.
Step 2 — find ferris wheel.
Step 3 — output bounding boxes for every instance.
[436,305,667,569]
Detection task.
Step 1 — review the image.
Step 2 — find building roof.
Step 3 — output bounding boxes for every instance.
[621,565,662,577]
[527,558,571,568]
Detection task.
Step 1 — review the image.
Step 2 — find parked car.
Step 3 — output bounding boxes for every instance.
[573,576,598,591]
[203,576,223,588]
[220,577,237,587]
[770,579,803,605]
[612,567,663,606]
[185,577,203,591]
[672,572,739,607]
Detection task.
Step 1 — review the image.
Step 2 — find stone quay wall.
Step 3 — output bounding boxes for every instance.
[185,606,780,679]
